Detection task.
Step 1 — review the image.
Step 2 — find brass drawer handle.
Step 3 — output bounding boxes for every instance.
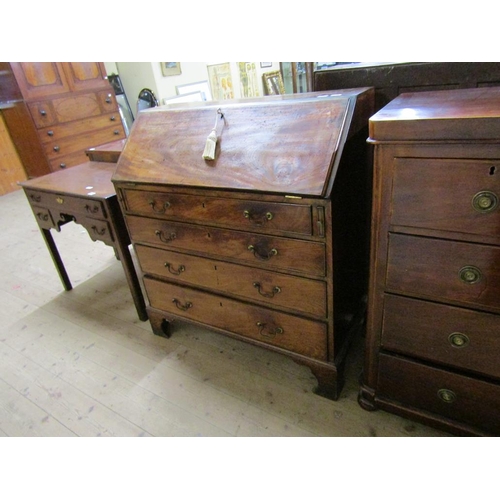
[256,321,284,338]
[448,332,470,348]
[472,191,498,213]
[30,193,41,203]
[253,282,281,298]
[85,204,100,214]
[172,298,192,311]
[437,388,456,404]
[36,212,49,222]
[91,226,106,236]
[459,265,482,284]
[247,244,278,260]
[244,210,273,224]
[164,262,185,275]
[155,229,176,243]
[149,200,171,214]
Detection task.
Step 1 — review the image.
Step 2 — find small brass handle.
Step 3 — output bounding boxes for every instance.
[437,388,456,404]
[472,191,498,213]
[256,321,284,338]
[449,332,470,348]
[149,200,171,214]
[172,298,192,311]
[30,194,41,203]
[85,204,100,214]
[243,210,273,224]
[248,244,278,261]
[91,226,106,236]
[36,212,49,222]
[459,265,482,284]
[164,262,185,275]
[253,282,281,298]
[155,229,176,243]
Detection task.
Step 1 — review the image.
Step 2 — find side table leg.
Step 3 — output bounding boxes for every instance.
[40,228,72,291]
[114,239,148,321]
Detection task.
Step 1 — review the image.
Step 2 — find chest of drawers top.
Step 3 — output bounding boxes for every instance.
[112,88,374,197]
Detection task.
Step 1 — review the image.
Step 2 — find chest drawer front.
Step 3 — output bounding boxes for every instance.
[43,125,125,159]
[144,277,328,360]
[28,101,57,128]
[123,190,314,236]
[386,233,500,311]
[38,113,122,144]
[126,216,325,277]
[377,353,500,435]
[391,158,500,238]
[382,294,500,379]
[136,244,327,317]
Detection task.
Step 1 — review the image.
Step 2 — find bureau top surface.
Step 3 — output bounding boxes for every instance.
[19,161,117,199]
[369,86,500,142]
[112,88,374,197]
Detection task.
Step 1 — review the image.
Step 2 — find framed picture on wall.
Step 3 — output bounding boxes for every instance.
[207,63,234,100]
[176,80,212,101]
[161,62,182,76]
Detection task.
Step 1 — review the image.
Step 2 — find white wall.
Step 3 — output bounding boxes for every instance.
[104,62,280,118]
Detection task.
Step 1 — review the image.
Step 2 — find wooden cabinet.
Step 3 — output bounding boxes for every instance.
[112,88,374,399]
[1,62,125,177]
[359,87,500,436]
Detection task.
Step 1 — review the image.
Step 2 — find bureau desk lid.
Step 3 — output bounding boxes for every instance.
[369,86,500,142]
[112,88,373,197]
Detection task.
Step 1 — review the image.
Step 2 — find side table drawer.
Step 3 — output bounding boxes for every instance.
[382,294,500,379]
[144,277,328,361]
[136,244,327,317]
[30,206,56,230]
[377,353,500,435]
[123,189,314,236]
[74,216,114,245]
[386,233,500,311]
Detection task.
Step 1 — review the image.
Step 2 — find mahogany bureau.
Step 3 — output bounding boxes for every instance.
[359,87,500,436]
[112,88,374,399]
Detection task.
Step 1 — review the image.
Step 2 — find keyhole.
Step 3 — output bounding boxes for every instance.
[490,166,496,175]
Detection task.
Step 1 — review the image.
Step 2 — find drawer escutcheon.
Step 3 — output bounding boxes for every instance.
[437,388,457,404]
[458,265,482,284]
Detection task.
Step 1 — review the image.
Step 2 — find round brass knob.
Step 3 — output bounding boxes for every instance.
[437,388,456,404]
[40,109,47,116]
[448,332,470,348]
[53,146,60,152]
[472,191,498,213]
[459,265,482,284]
[47,130,54,136]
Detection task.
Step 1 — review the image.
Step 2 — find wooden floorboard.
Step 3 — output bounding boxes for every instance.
[0,189,450,437]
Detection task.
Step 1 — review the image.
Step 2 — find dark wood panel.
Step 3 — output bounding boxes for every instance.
[314,62,500,111]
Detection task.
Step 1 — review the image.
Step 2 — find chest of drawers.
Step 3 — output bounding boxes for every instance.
[359,87,500,435]
[113,89,374,399]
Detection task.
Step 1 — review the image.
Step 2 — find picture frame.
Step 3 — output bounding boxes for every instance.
[207,63,234,100]
[260,62,272,68]
[176,80,212,101]
[262,70,285,95]
[161,62,182,76]
[162,91,204,105]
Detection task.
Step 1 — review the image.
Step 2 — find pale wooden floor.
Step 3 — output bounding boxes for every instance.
[0,188,450,437]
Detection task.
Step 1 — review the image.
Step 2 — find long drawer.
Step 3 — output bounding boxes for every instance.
[43,125,125,159]
[143,277,328,360]
[23,189,107,218]
[386,233,500,311]
[391,158,500,238]
[123,189,314,236]
[377,353,500,435]
[136,244,327,317]
[382,294,500,379]
[127,215,326,277]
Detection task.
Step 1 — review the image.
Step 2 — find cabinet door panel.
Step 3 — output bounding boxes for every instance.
[63,63,110,92]
[10,62,70,99]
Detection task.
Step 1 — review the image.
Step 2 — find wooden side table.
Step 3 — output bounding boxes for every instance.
[19,161,147,321]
